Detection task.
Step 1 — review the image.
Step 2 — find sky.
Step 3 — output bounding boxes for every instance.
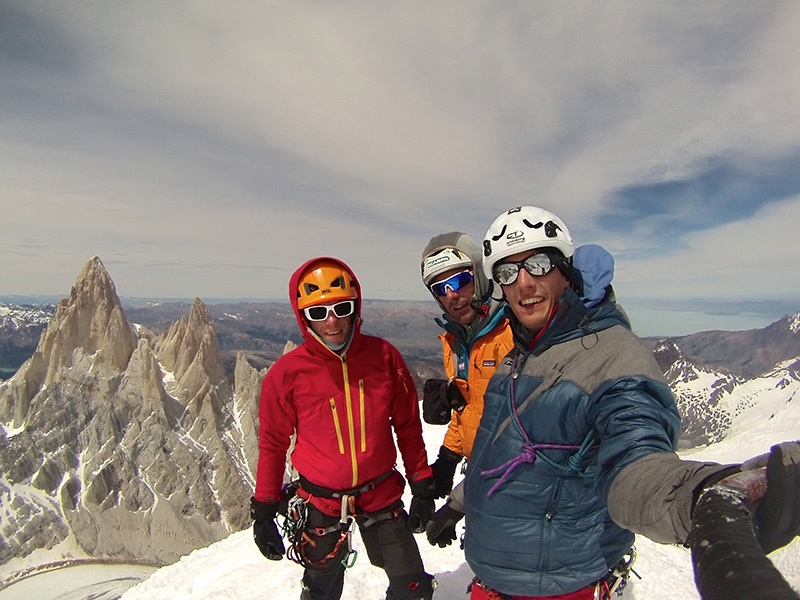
[2,1,800,336]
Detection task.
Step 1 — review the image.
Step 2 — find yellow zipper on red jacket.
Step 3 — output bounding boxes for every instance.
[313,331,365,489]
[329,398,345,455]
[341,358,360,487]
[359,379,366,453]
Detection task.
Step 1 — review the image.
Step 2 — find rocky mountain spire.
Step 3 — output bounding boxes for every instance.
[0,257,137,427]
[44,256,137,379]
[0,258,262,568]
[233,352,265,482]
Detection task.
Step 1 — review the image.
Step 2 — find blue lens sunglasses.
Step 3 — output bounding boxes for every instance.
[429,269,474,297]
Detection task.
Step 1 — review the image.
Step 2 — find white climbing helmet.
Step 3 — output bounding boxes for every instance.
[482,206,574,282]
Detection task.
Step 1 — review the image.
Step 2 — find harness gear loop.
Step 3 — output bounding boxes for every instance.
[280,492,356,569]
[281,495,310,565]
[339,494,358,569]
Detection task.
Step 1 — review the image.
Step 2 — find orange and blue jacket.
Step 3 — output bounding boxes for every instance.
[439,303,514,460]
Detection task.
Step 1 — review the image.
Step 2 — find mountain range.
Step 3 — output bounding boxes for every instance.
[1,256,799,581]
[0,258,261,572]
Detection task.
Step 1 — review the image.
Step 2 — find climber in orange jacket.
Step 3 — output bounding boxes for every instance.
[420,232,514,548]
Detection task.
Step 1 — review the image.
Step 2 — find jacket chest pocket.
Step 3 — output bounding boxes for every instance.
[329,398,345,454]
[328,379,367,456]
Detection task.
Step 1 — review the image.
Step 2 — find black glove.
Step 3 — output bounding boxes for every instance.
[422,378,467,425]
[753,441,800,554]
[407,477,436,533]
[430,445,462,499]
[250,497,285,560]
[425,503,464,548]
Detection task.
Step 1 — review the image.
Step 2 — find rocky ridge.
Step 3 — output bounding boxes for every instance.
[1,257,799,571]
[0,257,264,568]
[654,337,800,448]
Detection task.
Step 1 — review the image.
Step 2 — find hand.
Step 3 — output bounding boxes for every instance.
[753,441,800,554]
[430,446,462,499]
[407,477,436,533]
[253,519,285,560]
[445,378,467,412]
[426,504,464,548]
[250,497,285,560]
[422,379,468,425]
[422,379,452,425]
[408,496,435,533]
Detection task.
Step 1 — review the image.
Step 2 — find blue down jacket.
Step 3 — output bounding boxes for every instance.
[463,287,681,597]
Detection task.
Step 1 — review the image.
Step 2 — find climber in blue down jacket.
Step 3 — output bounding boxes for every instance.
[461,205,800,600]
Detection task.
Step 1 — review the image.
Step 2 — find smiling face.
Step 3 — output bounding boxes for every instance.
[429,267,477,326]
[307,303,354,346]
[499,250,570,333]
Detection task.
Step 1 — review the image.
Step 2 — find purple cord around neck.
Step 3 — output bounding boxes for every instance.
[480,356,580,497]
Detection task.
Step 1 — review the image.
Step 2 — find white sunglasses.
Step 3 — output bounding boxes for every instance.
[303,300,356,322]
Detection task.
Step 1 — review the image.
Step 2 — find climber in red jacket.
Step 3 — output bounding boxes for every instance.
[251,256,436,600]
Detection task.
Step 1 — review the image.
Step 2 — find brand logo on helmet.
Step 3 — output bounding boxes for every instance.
[507,230,523,240]
[425,256,451,268]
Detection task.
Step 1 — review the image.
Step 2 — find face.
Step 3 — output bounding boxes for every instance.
[430,267,477,326]
[499,250,570,333]
[307,302,354,346]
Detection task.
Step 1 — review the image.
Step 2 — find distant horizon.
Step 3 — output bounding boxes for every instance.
[3,293,799,340]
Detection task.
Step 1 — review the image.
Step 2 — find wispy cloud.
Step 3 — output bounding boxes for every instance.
[1,1,799,332]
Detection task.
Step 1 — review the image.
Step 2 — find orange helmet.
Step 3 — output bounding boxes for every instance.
[296,259,358,310]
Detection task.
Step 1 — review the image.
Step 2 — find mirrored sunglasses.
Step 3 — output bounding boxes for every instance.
[493,254,556,286]
[303,300,356,322]
[429,269,474,297]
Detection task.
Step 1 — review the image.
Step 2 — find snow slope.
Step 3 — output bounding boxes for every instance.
[119,389,800,600]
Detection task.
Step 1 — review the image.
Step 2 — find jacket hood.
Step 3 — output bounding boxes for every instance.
[422,232,493,306]
[423,231,497,333]
[288,256,362,347]
[573,244,614,308]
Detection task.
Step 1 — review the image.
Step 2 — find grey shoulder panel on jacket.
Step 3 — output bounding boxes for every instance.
[546,324,667,395]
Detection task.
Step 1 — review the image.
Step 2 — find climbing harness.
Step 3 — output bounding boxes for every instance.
[467,550,637,600]
[299,469,395,499]
[280,492,357,569]
[279,470,397,570]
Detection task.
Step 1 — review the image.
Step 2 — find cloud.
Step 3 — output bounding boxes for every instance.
[616,195,800,299]
[1,0,799,331]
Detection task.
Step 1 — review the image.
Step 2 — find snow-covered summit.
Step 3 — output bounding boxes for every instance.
[118,409,800,600]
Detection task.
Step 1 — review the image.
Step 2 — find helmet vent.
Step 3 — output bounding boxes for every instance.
[490,224,507,241]
[522,219,542,229]
[544,221,563,238]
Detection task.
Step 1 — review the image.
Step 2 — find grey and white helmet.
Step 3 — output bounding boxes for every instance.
[421,231,491,304]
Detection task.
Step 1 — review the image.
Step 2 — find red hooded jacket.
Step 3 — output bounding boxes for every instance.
[254,257,432,516]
